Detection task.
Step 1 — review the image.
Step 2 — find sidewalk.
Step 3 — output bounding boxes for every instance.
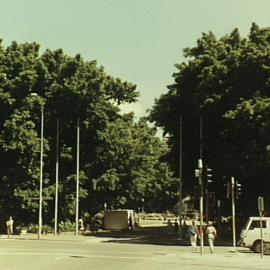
[1,232,87,242]
[0,226,243,248]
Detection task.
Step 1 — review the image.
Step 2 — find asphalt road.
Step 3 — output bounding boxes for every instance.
[0,235,269,270]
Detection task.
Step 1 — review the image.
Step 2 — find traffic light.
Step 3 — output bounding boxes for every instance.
[204,167,213,184]
[235,181,242,199]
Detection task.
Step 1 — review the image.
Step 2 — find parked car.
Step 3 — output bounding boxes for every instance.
[239,216,270,254]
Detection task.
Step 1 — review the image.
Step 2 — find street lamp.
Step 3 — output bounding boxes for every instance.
[75,116,80,236]
[31,93,44,239]
[54,118,59,235]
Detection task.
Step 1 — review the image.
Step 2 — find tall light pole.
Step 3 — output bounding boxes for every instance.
[199,116,204,254]
[54,118,59,235]
[178,114,183,238]
[31,93,44,239]
[198,159,204,255]
[231,177,236,247]
[75,117,80,236]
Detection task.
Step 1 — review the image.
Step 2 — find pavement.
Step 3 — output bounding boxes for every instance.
[0,227,269,270]
[0,225,238,247]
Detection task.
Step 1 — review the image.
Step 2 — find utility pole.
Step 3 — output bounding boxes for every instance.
[75,117,80,236]
[30,93,44,239]
[199,115,204,255]
[231,177,236,248]
[54,118,59,235]
[258,196,264,258]
[38,104,44,239]
[197,159,204,255]
[178,114,183,238]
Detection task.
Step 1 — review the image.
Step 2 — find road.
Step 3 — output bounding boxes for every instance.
[0,235,269,270]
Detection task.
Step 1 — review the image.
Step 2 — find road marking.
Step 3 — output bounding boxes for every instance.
[54,256,68,260]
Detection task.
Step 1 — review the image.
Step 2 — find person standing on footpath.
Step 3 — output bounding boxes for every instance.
[188,221,199,251]
[6,216,14,238]
[206,221,217,253]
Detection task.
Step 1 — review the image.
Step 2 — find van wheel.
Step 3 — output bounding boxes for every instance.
[253,241,262,253]
[263,242,270,255]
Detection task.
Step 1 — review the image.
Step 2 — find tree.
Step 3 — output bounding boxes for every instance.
[0,37,177,225]
[84,115,178,213]
[149,24,270,215]
[0,39,139,224]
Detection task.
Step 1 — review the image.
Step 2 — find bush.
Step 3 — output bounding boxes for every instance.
[25,224,53,234]
[58,220,75,232]
[15,224,53,234]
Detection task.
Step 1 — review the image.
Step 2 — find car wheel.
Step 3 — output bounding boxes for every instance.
[253,241,261,253]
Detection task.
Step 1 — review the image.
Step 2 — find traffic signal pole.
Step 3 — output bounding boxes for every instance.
[199,116,204,255]
[231,177,236,248]
[198,159,204,255]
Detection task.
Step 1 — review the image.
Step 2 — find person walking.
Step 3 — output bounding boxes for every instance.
[206,221,217,253]
[6,216,14,237]
[188,221,199,251]
[173,220,179,234]
[78,217,84,234]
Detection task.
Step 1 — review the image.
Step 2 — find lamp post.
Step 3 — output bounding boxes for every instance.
[54,118,59,235]
[178,114,183,238]
[75,117,80,236]
[31,93,44,239]
[231,177,236,248]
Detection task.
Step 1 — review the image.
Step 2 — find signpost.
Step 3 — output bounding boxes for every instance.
[258,196,264,258]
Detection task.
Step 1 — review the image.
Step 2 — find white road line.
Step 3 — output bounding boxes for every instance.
[54,256,68,260]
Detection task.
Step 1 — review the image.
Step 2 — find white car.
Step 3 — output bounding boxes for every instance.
[239,216,270,253]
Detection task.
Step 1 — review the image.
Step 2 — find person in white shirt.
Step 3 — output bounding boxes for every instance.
[206,221,217,253]
[6,216,14,237]
[188,221,199,251]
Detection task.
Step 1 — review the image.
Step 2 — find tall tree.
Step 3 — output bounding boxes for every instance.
[150,23,270,215]
[0,39,139,224]
[84,115,178,213]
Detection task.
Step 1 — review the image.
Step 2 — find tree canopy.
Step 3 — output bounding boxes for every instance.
[149,23,270,215]
[0,39,176,226]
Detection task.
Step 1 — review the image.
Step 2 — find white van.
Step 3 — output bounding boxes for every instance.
[239,217,270,253]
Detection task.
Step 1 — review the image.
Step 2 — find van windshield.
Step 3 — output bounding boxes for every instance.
[244,220,266,230]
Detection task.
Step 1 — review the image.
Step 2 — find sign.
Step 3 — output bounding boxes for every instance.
[258,197,264,213]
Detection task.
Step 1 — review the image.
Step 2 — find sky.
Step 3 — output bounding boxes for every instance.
[0,0,270,118]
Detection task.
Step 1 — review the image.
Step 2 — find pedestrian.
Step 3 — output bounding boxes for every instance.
[174,220,179,234]
[78,217,84,233]
[206,221,217,253]
[6,216,14,237]
[188,221,199,251]
[128,215,134,230]
[58,221,64,234]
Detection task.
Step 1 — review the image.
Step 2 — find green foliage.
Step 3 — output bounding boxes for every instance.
[0,37,175,226]
[150,23,270,214]
[86,116,177,212]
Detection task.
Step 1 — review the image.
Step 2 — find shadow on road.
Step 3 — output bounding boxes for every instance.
[89,226,187,246]
[84,226,233,246]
